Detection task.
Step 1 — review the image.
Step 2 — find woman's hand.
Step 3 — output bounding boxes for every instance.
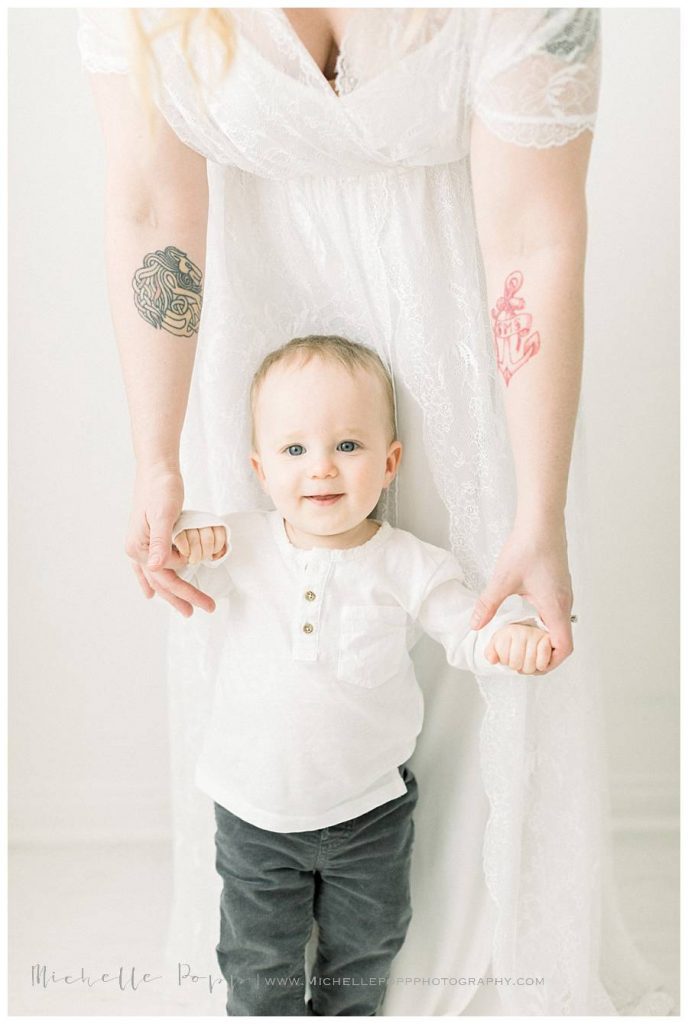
[470,516,574,674]
[125,464,216,617]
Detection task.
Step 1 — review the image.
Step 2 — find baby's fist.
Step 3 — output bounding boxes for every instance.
[174,525,227,565]
[484,623,552,675]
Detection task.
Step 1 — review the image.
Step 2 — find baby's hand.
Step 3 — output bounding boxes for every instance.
[173,526,228,566]
[483,623,552,675]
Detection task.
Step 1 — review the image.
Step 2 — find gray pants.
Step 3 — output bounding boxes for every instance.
[213,764,418,1016]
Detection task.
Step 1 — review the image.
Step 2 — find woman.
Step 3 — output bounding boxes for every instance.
[76,8,672,1014]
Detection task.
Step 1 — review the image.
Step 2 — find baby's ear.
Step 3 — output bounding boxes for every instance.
[249,452,268,491]
[384,440,403,485]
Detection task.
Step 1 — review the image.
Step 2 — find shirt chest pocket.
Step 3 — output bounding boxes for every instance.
[337,605,409,689]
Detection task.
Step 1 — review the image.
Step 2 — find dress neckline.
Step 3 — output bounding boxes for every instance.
[274,8,364,100]
[233,10,458,107]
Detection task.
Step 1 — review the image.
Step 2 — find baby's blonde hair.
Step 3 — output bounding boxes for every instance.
[250,335,397,451]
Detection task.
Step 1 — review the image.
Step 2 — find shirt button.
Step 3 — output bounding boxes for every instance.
[304,590,316,602]
[302,622,314,634]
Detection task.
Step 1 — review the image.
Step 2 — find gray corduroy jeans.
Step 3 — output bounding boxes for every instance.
[213,763,418,1016]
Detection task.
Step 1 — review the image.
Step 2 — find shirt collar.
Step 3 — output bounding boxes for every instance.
[268,508,392,564]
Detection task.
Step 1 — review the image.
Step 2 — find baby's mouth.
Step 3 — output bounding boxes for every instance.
[305,494,344,505]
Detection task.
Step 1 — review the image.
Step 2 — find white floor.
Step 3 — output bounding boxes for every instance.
[9,829,679,1016]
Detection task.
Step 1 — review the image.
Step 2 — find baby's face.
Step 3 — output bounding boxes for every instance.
[250,357,402,547]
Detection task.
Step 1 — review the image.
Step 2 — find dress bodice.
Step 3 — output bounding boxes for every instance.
[76,8,601,179]
[148,8,473,176]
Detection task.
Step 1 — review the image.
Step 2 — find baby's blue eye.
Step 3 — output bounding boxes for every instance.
[286,444,305,456]
[337,441,359,453]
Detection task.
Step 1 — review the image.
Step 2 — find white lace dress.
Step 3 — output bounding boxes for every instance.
[76,8,674,1015]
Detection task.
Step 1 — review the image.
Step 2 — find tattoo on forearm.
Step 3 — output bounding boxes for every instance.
[131,245,203,337]
[490,271,541,387]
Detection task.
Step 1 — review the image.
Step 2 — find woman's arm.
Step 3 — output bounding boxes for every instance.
[89,72,213,615]
[468,119,593,666]
[471,118,591,525]
[91,72,207,471]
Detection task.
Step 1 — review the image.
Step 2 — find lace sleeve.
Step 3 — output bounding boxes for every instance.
[470,8,602,148]
[75,8,132,75]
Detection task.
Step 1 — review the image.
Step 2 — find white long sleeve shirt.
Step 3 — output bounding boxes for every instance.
[172,508,547,833]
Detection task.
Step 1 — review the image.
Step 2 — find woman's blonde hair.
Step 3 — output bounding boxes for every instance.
[126,9,237,141]
[125,8,428,141]
[250,336,398,451]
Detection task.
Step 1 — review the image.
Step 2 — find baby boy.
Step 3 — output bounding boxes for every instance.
[165,335,551,1016]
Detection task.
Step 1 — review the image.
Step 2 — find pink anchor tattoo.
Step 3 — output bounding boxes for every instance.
[490,271,541,387]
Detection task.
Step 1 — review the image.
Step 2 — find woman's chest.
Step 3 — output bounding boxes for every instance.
[154,8,474,175]
[280,7,357,83]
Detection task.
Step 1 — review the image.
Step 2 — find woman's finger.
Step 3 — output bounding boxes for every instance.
[144,567,217,615]
[140,567,195,617]
[146,506,179,570]
[525,593,571,672]
[152,586,195,618]
[542,612,573,671]
[131,560,155,599]
[471,579,515,631]
[535,635,553,672]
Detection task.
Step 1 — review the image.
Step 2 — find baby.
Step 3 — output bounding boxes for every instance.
[166,335,550,1017]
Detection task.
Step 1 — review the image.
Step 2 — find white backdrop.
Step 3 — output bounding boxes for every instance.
[9,7,678,851]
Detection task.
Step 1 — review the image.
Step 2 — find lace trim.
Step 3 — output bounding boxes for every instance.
[473,112,597,149]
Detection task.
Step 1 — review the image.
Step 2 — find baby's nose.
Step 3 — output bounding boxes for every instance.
[309,454,337,476]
